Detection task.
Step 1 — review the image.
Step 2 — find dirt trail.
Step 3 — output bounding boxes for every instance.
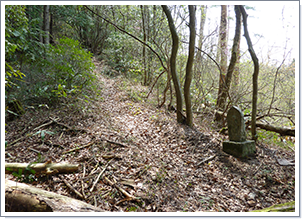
[5,59,295,212]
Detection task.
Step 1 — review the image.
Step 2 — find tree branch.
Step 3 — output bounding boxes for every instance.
[84,5,168,73]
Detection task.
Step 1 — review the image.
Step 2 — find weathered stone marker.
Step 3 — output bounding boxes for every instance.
[223,106,256,158]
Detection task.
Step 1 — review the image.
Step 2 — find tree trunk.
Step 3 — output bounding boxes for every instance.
[231,18,241,97]
[216,6,242,111]
[193,5,207,103]
[184,5,196,127]
[162,5,184,123]
[140,5,148,85]
[5,179,104,212]
[49,6,54,44]
[195,5,207,65]
[43,5,50,45]
[239,5,259,140]
[197,6,207,52]
[39,6,43,43]
[216,5,228,110]
[146,6,152,85]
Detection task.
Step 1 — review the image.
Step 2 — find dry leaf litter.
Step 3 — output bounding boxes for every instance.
[5,59,295,212]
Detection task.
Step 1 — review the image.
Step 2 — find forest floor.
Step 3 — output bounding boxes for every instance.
[5,58,295,213]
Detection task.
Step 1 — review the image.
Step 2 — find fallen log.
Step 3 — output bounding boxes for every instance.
[251,201,295,212]
[211,110,295,137]
[255,122,295,137]
[5,179,104,212]
[5,160,79,175]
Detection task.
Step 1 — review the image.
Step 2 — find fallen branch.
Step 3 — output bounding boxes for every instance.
[33,118,58,131]
[103,138,130,148]
[104,176,140,204]
[5,160,79,175]
[253,161,263,176]
[63,142,95,154]
[28,147,42,154]
[6,117,87,149]
[136,165,150,178]
[255,122,295,137]
[102,153,122,160]
[53,120,88,133]
[90,159,113,192]
[6,133,34,149]
[251,201,295,212]
[196,155,216,167]
[34,117,88,133]
[45,140,65,149]
[60,176,84,199]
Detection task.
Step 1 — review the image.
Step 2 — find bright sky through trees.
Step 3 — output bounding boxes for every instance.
[203,1,298,65]
[3,1,298,65]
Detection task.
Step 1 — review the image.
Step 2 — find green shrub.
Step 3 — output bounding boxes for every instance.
[20,37,96,104]
[47,37,96,95]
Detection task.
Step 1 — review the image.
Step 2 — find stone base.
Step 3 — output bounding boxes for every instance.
[223,140,256,158]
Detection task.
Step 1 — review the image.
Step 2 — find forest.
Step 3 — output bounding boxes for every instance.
[4,4,296,214]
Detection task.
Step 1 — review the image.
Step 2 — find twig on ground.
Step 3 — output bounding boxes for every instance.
[81,180,86,200]
[63,142,95,154]
[196,155,216,167]
[288,146,295,152]
[253,161,263,176]
[102,138,130,148]
[45,140,65,149]
[81,164,86,199]
[6,133,34,149]
[94,196,97,207]
[28,148,41,154]
[5,152,13,158]
[90,159,113,192]
[59,132,64,140]
[104,176,140,205]
[60,176,84,199]
[33,119,57,131]
[89,162,100,176]
[137,166,150,178]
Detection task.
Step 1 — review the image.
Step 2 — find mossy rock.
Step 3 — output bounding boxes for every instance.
[251,201,295,212]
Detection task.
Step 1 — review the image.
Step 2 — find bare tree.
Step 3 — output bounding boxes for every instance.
[162,5,184,123]
[184,5,196,127]
[140,5,148,85]
[216,5,228,110]
[195,5,207,65]
[239,5,259,140]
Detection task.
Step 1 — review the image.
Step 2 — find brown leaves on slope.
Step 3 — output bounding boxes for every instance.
[5,61,295,212]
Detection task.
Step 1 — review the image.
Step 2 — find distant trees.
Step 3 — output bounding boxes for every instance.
[5,4,295,136]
